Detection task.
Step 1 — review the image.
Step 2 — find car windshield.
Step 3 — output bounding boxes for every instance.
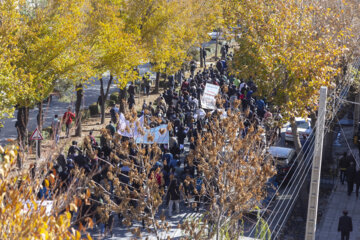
[296,121,309,129]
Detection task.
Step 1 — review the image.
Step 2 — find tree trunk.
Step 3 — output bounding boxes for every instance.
[37,102,43,131]
[100,78,105,124]
[215,32,219,59]
[310,112,316,129]
[16,107,29,168]
[100,74,113,124]
[118,88,127,114]
[36,102,43,158]
[75,84,83,137]
[16,107,29,149]
[290,117,302,154]
[153,72,160,94]
[163,73,167,88]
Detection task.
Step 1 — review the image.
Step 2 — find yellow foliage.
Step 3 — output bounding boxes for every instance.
[0,0,90,122]
[126,0,222,75]
[0,0,224,119]
[0,145,80,239]
[227,0,351,119]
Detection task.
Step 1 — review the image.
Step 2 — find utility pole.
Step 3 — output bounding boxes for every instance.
[305,86,327,240]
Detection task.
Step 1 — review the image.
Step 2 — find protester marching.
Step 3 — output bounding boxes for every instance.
[33,47,282,239]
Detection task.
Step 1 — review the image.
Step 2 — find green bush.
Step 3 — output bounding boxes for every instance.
[159,80,167,88]
[89,103,100,116]
[110,92,119,102]
[82,108,90,119]
[42,126,52,140]
[106,100,115,108]
[41,129,50,140]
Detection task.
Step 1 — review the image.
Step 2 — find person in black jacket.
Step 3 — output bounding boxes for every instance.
[346,161,356,196]
[338,210,352,240]
[339,152,350,185]
[168,178,181,216]
[202,47,207,67]
[355,170,360,198]
[67,141,82,159]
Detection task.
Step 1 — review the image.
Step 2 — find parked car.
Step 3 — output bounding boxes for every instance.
[284,118,312,143]
[208,31,225,40]
[268,146,297,184]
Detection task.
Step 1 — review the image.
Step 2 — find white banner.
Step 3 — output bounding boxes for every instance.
[135,124,169,144]
[118,113,144,138]
[201,83,220,110]
[118,114,169,144]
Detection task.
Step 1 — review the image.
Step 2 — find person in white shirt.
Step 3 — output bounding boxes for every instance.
[51,115,61,144]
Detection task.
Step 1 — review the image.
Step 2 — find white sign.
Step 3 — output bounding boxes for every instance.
[135,124,169,144]
[118,114,144,138]
[22,200,53,216]
[30,128,43,141]
[201,83,220,110]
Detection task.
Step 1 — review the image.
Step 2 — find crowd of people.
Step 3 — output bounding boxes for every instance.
[39,45,280,238]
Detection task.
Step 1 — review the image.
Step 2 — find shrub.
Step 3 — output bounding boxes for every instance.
[109,92,119,102]
[89,103,99,117]
[106,100,115,108]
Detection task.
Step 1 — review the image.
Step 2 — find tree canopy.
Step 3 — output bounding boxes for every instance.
[227,0,350,119]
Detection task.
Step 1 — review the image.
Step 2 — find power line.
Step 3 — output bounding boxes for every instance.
[268,63,357,238]
[335,115,359,167]
[248,63,355,238]
[254,82,352,238]
[248,131,316,237]
[272,161,313,240]
[269,81,355,239]
[259,144,315,239]
[336,97,360,106]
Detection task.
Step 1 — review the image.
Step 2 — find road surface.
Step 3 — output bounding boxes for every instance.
[0,64,153,145]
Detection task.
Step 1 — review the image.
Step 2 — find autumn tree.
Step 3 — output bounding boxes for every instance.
[311,0,360,166]
[81,0,143,121]
[0,0,23,125]
[226,0,350,153]
[0,144,89,239]
[1,0,87,150]
[180,105,275,240]
[124,0,222,94]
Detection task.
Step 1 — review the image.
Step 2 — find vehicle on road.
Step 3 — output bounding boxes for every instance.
[268,146,297,184]
[208,31,225,40]
[284,118,312,144]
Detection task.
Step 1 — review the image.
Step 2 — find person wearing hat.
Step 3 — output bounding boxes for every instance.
[338,210,352,240]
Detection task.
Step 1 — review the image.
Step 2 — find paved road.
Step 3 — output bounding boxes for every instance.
[0,64,153,145]
[0,75,118,145]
